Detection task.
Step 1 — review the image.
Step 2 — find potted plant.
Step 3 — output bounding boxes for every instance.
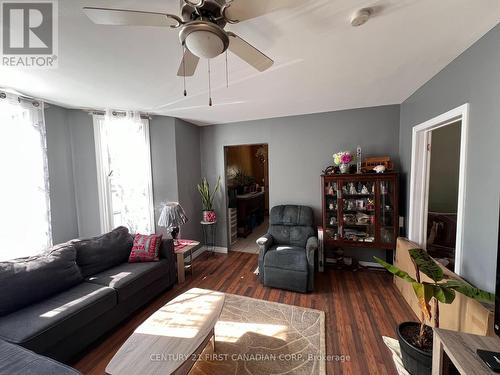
[374,250,493,375]
[197,176,221,222]
[333,151,353,174]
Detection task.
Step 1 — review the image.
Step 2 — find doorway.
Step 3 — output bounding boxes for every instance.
[426,121,461,271]
[224,144,269,253]
[408,104,469,275]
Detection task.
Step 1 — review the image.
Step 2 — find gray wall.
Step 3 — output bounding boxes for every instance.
[175,119,203,241]
[400,23,500,292]
[150,115,178,238]
[45,105,79,243]
[200,105,401,257]
[44,108,202,242]
[66,109,101,238]
[428,122,461,213]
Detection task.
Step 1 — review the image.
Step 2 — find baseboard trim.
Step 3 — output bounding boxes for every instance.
[190,245,228,260]
[358,260,385,268]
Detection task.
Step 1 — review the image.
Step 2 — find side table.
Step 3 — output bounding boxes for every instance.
[432,327,500,374]
[201,221,217,256]
[174,241,200,284]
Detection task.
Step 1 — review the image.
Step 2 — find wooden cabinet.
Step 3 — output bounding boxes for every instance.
[236,192,265,237]
[321,172,399,250]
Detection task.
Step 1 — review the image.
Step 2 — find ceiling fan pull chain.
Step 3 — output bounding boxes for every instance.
[208,59,213,106]
[225,50,229,88]
[182,44,187,96]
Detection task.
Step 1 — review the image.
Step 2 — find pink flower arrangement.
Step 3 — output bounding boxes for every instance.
[333,151,353,166]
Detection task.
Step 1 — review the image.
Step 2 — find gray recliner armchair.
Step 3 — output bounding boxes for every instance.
[257,205,317,293]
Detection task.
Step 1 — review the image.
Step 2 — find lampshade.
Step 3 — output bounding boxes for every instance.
[158,202,188,230]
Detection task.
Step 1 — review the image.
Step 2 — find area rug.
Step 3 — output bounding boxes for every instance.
[190,293,326,375]
[383,336,410,375]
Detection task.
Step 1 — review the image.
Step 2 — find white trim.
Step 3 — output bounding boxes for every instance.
[408,103,469,275]
[93,115,113,233]
[142,118,156,233]
[190,246,228,261]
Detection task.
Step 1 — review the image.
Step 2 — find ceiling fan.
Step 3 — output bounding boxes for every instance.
[83,0,276,80]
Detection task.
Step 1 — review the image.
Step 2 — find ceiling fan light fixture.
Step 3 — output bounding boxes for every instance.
[186,30,224,58]
[180,21,229,59]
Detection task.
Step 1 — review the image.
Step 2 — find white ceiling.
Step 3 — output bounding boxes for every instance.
[1,0,499,125]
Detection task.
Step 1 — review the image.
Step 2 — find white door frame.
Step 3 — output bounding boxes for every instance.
[408,103,469,275]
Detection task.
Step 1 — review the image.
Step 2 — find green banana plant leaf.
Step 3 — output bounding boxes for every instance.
[412,282,433,320]
[442,280,494,303]
[427,283,456,304]
[408,248,444,282]
[374,257,416,283]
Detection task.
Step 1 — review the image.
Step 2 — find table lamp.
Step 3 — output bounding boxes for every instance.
[158,202,188,245]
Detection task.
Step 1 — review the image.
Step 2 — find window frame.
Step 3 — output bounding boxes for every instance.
[92,114,155,234]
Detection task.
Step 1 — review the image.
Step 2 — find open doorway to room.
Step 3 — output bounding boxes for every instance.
[224,144,269,253]
[408,104,469,275]
[426,121,461,271]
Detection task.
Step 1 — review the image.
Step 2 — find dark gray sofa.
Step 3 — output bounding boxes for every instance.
[0,338,80,375]
[258,205,318,293]
[0,227,176,370]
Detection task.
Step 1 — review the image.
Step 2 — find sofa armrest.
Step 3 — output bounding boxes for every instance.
[257,234,274,283]
[159,239,176,285]
[257,233,274,253]
[305,236,318,291]
[159,238,175,260]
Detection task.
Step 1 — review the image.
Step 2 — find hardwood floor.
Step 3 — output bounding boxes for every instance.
[72,251,416,375]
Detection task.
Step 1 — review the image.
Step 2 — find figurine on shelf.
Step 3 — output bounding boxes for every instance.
[329,202,334,210]
[366,198,375,211]
[330,216,337,225]
[346,200,355,210]
[349,183,357,195]
[327,184,334,195]
[356,212,370,224]
[361,185,369,195]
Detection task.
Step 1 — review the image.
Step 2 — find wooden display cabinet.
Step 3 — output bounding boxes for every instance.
[321,172,399,252]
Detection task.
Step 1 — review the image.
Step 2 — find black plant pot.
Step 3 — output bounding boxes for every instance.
[396,322,432,375]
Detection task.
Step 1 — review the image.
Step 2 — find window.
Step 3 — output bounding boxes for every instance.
[93,112,154,234]
[0,93,52,260]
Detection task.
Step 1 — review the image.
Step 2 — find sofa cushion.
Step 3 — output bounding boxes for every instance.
[268,225,316,248]
[264,245,308,272]
[0,282,116,351]
[270,205,314,226]
[0,243,83,316]
[85,260,170,302]
[74,226,133,277]
[129,233,162,263]
[0,339,81,375]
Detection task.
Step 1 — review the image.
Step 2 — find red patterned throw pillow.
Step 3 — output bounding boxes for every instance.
[129,234,163,263]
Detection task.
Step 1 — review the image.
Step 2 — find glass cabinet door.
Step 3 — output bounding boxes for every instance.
[339,180,376,243]
[379,179,395,245]
[324,181,340,241]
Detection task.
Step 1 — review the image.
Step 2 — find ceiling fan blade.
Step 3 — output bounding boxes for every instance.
[83,7,182,28]
[177,49,200,77]
[222,0,295,23]
[227,32,273,72]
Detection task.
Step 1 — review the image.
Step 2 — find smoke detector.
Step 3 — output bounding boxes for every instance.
[350,8,372,27]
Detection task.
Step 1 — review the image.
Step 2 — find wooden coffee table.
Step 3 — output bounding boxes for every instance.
[106,288,225,375]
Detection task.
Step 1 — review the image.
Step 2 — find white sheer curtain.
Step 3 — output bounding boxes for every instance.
[0,93,52,261]
[93,111,154,234]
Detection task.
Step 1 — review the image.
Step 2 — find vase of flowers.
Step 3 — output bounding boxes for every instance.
[197,176,221,222]
[333,151,353,174]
